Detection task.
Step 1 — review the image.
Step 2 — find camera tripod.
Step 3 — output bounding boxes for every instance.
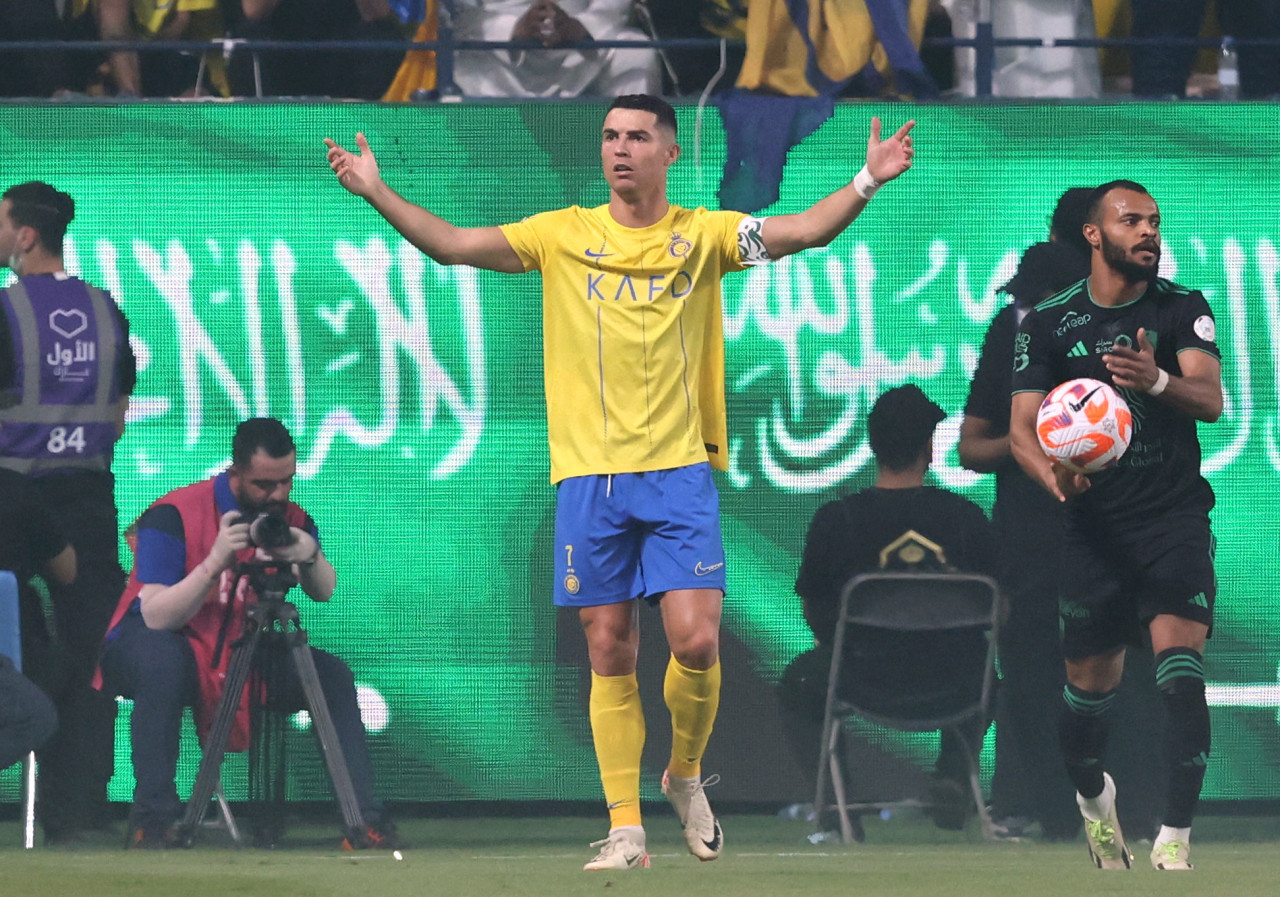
[176,564,366,847]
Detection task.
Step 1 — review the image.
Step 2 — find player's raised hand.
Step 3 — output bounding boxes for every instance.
[865,117,915,184]
[324,132,381,198]
[1103,327,1159,392]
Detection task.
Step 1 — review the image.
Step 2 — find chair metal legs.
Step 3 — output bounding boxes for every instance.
[953,727,998,840]
[22,750,36,849]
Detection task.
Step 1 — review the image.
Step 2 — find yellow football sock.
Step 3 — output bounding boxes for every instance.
[589,670,645,829]
[664,655,721,779]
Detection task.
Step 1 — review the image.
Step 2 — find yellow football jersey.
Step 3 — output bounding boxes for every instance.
[500,204,750,483]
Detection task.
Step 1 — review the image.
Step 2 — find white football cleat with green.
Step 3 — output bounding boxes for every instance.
[1078,774,1132,870]
[1084,816,1133,870]
[1151,839,1194,871]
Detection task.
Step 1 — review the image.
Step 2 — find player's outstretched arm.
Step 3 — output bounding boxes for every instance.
[324,133,524,273]
[760,117,915,261]
[1009,392,1089,502]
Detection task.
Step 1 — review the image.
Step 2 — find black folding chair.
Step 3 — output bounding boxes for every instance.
[813,571,1002,843]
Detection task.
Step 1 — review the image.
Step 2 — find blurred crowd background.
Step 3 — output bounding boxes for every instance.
[1,0,1277,102]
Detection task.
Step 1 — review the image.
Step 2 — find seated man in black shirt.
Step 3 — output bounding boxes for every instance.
[778,384,996,834]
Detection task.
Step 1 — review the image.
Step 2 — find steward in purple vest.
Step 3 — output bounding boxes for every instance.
[0,181,136,846]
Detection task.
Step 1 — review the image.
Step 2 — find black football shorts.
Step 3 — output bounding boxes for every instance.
[1058,510,1215,659]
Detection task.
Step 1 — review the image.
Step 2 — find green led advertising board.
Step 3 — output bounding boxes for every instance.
[1,101,1276,805]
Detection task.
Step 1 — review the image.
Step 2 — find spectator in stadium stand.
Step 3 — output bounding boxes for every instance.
[940,0,1101,98]
[0,0,84,98]
[77,0,229,97]
[1130,0,1280,98]
[629,0,746,97]
[449,0,661,98]
[223,0,405,98]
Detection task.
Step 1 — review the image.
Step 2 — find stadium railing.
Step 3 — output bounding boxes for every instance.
[1,5,1276,101]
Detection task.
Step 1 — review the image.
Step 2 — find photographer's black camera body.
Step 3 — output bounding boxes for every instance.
[238,512,294,550]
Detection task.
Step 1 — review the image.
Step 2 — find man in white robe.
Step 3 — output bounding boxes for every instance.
[451,0,660,97]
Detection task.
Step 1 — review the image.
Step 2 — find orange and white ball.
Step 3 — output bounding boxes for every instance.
[1036,378,1133,474]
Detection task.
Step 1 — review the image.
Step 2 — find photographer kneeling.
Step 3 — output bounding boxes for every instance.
[96,417,398,849]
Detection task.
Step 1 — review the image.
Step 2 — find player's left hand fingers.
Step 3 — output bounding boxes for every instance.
[1104,363,1138,387]
[1103,345,1141,362]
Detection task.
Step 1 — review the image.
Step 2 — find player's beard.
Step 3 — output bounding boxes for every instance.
[1100,230,1159,282]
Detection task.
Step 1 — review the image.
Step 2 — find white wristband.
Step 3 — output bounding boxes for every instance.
[853,165,881,200]
[1147,367,1170,396]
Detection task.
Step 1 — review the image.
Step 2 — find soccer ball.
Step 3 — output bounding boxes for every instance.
[1036,378,1133,475]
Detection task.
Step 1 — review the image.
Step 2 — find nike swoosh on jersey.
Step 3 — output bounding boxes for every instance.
[584,249,614,258]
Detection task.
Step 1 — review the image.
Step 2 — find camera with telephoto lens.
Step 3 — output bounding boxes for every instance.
[239,512,294,550]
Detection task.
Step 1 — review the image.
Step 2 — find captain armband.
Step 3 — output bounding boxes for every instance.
[737,216,772,266]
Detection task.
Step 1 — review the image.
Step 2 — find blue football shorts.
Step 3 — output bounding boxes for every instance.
[553,463,726,607]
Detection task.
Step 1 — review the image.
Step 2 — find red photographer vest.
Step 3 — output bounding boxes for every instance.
[98,476,310,751]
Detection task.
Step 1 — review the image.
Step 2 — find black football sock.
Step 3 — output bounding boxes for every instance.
[1059,683,1116,799]
[1155,647,1210,829]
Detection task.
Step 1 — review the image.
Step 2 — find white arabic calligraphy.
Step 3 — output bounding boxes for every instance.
[53,234,1280,489]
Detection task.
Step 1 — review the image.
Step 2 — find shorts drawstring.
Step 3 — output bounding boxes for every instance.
[606,474,613,498]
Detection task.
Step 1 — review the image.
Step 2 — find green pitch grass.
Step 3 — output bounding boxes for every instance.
[2,811,1277,897]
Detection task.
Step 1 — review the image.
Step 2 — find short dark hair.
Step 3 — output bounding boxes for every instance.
[232,417,296,468]
[1086,179,1151,225]
[1000,240,1090,308]
[867,385,946,472]
[2,181,75,253]
[608,95,678,138]
[1049,187,1093,257]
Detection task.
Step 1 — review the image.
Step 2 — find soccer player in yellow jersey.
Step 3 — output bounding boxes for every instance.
[325,95,914,870]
